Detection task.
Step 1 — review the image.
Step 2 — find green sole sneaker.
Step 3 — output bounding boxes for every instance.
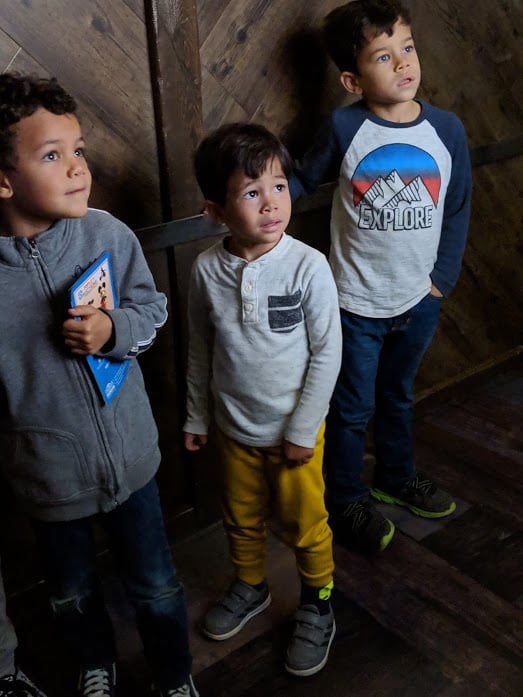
[371,473,456,519]
[329,500,395,554]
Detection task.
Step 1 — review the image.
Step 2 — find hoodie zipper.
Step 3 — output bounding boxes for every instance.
[29,238,40,258]
[27,237,119,505]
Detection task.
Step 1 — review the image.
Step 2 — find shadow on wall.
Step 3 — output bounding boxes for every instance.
[279,25,331,160]
[89,159,162,230]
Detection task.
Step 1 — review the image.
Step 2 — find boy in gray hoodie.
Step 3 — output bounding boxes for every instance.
[0,72,198,697]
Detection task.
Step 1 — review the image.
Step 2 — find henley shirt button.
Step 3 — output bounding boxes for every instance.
[244,303,253,313]
[245,282,252,292]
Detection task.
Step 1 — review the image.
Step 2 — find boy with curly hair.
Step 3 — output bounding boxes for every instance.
[0,72,198,697]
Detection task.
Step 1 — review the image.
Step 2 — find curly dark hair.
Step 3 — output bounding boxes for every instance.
[0,72,77,169]
[323,0,411,74]
[194,122,294,205]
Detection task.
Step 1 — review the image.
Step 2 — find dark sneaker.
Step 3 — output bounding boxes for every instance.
[77,664,115,697]
[329,500,395,553]
[371,472,456,518]
[0,668,47,697]
[203,579,271,640]
[152,675,200,697]
[285,604,336,677]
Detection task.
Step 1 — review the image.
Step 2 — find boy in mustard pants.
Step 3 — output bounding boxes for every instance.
[184,123,342,676]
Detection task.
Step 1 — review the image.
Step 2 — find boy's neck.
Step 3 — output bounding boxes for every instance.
[365,98,421,124]
[0,214,56,238]
[225,232,283,262]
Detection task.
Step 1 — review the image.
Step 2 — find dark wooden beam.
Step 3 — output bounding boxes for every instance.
[144,0,204,221]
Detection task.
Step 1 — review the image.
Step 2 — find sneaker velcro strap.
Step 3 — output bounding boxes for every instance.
[295,607,326,626]
[292,624,325,644]
[219,581,260,612]
[293,608,332,645]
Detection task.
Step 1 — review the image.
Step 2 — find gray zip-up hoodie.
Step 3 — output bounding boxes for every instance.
[0,208,168,522]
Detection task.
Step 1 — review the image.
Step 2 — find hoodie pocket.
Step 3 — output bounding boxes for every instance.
[0,428,92,505]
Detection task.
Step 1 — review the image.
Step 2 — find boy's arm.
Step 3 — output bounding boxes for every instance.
[430,119,472,296]
[289,113,344,202]
[97,235,168,360]
[183,263,213,438]
[284,257,342,448]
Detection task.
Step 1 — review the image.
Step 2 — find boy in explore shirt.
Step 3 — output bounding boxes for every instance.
[290,0,472,553]
[184,123,342,676]
[0,73,198,697]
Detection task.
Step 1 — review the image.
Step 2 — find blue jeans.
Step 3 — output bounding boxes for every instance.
[324,293,442,506]
[31,478,191,690]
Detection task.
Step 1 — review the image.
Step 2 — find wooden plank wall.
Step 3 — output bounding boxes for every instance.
[195,0,523,390]
[1,0,521,380]
[0,0,162,228]
[0,1,521,545]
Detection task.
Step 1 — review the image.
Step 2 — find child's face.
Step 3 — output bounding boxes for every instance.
[0,108,91,237]
[342,19,421,120]
[212,157,291,262]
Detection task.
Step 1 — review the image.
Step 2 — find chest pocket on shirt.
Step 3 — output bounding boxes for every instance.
[268,289,303,332]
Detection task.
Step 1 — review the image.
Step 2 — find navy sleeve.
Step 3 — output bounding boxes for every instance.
[289,111,346,202]
[430,115,472,296]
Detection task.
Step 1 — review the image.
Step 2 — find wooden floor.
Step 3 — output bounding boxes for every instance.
[7,354,523,696]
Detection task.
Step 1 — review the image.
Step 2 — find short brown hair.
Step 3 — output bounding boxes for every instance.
[194,122,294,205]
[323,0,411,74]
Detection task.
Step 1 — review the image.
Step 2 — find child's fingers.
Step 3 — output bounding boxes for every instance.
[68,305,98,318]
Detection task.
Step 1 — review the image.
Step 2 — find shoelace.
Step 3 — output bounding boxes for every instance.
[0,673,40,697]
[340,501,371,531]
[165,684,191,697]
[406,474,436,495]
[80,667,112,697]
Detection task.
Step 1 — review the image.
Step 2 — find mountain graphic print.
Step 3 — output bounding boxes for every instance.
[352,143,441,231]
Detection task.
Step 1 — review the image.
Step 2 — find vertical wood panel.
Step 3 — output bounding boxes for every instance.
[0,1,161,228]
[145,0,204,220]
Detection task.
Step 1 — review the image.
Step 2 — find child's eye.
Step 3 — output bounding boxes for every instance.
[243,190,258,199]
[377,54,389,63]
[74,147,86,157]
[404,45,415,54]
[274,184,286,193]
[43,151,58,161]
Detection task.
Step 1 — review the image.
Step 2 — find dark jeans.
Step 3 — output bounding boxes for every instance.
[31,478,191,690]
[324,293,442,506]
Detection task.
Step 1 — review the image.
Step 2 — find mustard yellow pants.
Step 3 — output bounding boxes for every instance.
[217,424,334,589]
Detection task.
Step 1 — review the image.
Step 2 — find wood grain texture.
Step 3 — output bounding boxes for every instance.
[194,0,523,391]
[4,361,522,696]
[1,0,161,227]
[0,0,521,619]
[146,0,204,219]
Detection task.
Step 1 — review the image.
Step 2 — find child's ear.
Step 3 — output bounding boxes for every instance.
[340,71,363,96]
[0,171,14,199]
[204,201,226,225]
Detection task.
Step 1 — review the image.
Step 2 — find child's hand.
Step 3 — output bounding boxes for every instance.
[63,306,114,355]
[430,284,443,298]
[184,432,208,451]
[283,440,314,467]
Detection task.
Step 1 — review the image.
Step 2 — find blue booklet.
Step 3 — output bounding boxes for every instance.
[70,251,130,405]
